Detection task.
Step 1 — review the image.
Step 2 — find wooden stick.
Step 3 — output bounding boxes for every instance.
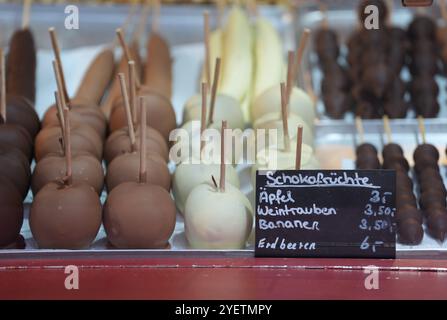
[216,0,225,28]
[63,108,72,186]
[54,91,65,134]
[200,82,207,158]
[0,49,5,123]
[246,0,259,17]
[129,61,138,125]
[208,57,221,126]
[49,27,70,103]
[22,0,32,29]
[124,0,139,33]
[220,120,227,192]
[295,125,303,170]
[286,50,295,104]
[116,28,133,65]
[290,1,298,55]
[204,11,211,89]
[355,116,364,145]
[416,7,427,15]
[304,71,317,105]
[139,96,147,183]
[292,28,310,89]
[440,0,447,22]
[118,73,137,151]
[417,115,427,144]
[386,0,394,25]
[319,3,329,29]
[151,0,161,33]
[117,28,141,88]
[383,115,392,144]
[280,82,290,152]
[110,1,138,49]
[135,0,151,41]
[52,60,68,110]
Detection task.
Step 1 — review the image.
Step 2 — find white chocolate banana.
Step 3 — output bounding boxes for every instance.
[251,17,284,99]
[219,7,253,103]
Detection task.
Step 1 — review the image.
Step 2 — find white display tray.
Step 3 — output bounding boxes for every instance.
[0,2,446,259]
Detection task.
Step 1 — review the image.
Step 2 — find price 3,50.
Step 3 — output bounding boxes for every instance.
[364,204,395,217]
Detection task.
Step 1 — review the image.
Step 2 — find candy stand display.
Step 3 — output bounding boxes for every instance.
[1,0,447,300]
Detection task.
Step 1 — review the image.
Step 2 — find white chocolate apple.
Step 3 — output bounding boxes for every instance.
[171,120,243,164]
[252,85,315,128]
[253,112,314,147]
[172,158,240,214]
[250,143,319,186]
[255,143,318,170]
[182,94,245,130]
[184,182,253,249]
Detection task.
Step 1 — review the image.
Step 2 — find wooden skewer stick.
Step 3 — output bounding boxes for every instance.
[280,82,291,152]
[383,115,392,144]
[216,0,225,28]
[355,116,365,145]
[386,0,394,25]
[220,120,227,192]
[118,73,137,151]
[139,96,147,183]
[63,108,72,186]
[124,0,139,33]
[52,60,68,111]
[116,28,133,65]
[320,3,329,29]
[246,0,259,17]
[440,0,447,23]
[0,49,5,123]
[286,51,295,104]
[417,115,427,144]
[131,0,151,43]
[151,0,161,33]
[54,91,65,134]
[128,61,138,125]
[203,11,211,89]
[416,7,427,16]
[200,82,207,158]
[117,28,141,88]
[295,125,304,170]
[22,0,32,30]
[304,71,317,105]
[292,28,311,90]
[111,1,138,49]
[49,27,70,104]
[208,57,221,126]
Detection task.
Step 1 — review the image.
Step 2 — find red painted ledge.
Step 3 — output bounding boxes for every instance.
[1,255,447,299]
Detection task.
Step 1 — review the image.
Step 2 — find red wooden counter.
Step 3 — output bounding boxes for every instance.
[1,252,447,299]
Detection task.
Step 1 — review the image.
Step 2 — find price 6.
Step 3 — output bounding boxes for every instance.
[360,236,384,253]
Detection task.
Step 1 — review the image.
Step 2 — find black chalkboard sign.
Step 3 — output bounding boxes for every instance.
[255,170,396,259]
